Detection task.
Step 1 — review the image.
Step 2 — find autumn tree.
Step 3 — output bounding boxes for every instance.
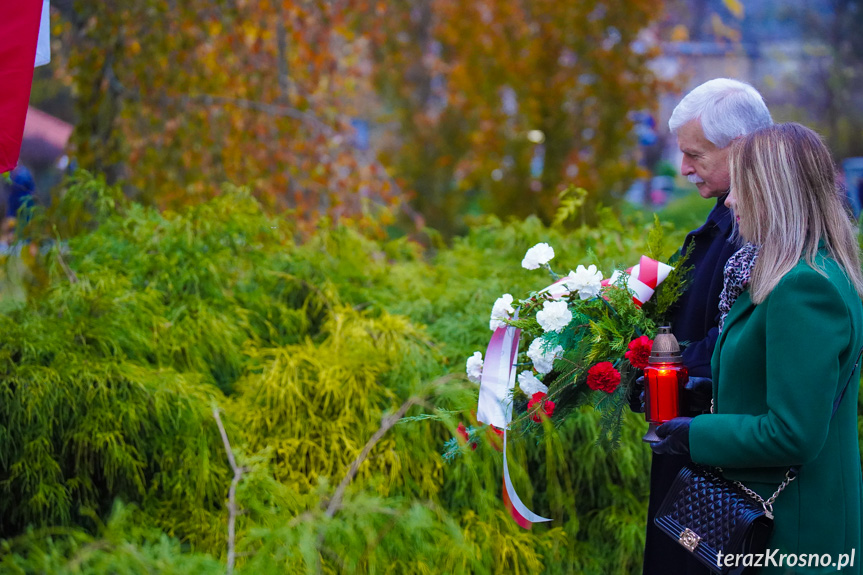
[51,0,669,236]
[365,0,667,234]
[53,0,400,233]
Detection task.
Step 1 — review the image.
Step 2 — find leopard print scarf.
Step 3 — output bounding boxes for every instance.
[718,242,760,334]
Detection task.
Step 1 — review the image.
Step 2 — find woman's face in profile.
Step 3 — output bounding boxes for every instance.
[724,184,737,213]
[725,183,752,241]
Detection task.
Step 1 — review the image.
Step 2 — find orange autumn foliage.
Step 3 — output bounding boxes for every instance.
[365,0,670,233]
[59,0,398,235]
[56,0,668,236]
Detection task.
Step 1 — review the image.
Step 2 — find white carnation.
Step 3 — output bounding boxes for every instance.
[527,338,563,375]
[568,264,604,300]
[521,242,555,270]
[536,300,572,333]
[465,351,484,384]
[518,371,548,396]
[489,293,515,331]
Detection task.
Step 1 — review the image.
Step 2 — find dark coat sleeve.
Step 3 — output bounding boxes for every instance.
[667,197,738,378]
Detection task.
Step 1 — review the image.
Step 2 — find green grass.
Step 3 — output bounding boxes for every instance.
[620,186,715,234]
[655,191,715,232]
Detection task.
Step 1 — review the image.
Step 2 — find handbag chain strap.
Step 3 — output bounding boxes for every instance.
[729,469,795,519]
[715,344,863,519]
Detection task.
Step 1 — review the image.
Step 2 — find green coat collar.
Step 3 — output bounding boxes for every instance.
[718,288,753,345]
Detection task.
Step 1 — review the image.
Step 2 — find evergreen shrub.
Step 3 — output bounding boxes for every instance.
[0,173,705,573]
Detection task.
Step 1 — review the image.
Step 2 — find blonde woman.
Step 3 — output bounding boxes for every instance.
[652,123,863,573]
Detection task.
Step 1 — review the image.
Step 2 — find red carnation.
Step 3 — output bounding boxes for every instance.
[625,335,654,369]
[527,392,556,423]
[586,362,621,393]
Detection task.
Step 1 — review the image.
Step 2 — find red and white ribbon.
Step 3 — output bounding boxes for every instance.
[601,255,673,307]
[476,318,520,429]
[476,310,552,528]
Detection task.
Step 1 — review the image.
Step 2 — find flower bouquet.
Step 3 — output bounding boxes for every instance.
[448,241,689,460]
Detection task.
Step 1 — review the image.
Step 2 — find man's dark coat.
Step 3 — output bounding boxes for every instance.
[642,195,738,575]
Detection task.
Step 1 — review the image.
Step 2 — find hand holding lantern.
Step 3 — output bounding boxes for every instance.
[642,326,689,443]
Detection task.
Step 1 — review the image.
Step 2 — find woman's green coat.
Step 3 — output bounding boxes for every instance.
[689,254,863,574]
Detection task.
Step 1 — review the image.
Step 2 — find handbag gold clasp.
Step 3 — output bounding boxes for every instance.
[678,528,701,552]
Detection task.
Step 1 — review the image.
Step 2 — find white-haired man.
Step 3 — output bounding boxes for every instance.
[641,78,772,575]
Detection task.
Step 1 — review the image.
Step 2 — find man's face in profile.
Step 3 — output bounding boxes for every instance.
[676,119,731,199]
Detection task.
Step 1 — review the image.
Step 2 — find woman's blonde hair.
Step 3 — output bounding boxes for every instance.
[729,122,863,304]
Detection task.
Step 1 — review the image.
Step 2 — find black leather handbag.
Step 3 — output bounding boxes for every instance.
[654,463,776,574]
[654,347,863,575]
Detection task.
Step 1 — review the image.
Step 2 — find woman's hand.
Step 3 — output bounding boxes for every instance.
[651,417,693,456]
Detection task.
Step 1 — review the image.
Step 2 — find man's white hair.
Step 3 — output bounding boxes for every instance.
[668,78,773,149]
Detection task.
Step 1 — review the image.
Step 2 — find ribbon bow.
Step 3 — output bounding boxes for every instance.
[601,255,673,307]
[476,310,552,529]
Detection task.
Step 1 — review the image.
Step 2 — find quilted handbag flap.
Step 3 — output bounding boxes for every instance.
[654,464,773,574]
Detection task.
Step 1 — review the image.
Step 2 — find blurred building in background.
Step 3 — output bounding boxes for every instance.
[629,0,863,211]
[654,0,838,149]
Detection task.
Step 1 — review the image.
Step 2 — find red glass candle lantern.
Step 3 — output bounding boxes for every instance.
[642,326,689,443]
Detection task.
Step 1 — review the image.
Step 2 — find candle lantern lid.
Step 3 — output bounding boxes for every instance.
[649,326,683,365]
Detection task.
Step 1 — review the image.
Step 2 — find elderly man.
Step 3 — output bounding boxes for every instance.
[641,78,773,575]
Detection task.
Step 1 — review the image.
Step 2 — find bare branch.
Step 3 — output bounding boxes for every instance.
[144,90,418,228]
[166,93,408,200]
[55,246,79,284]
[309,396,419,574]
[51,228,78,284]
[212,406,248,575]
[325,397,418,519]
[179,94,334,136]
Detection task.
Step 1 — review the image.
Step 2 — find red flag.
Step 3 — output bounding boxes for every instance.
[0,0,45,174]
